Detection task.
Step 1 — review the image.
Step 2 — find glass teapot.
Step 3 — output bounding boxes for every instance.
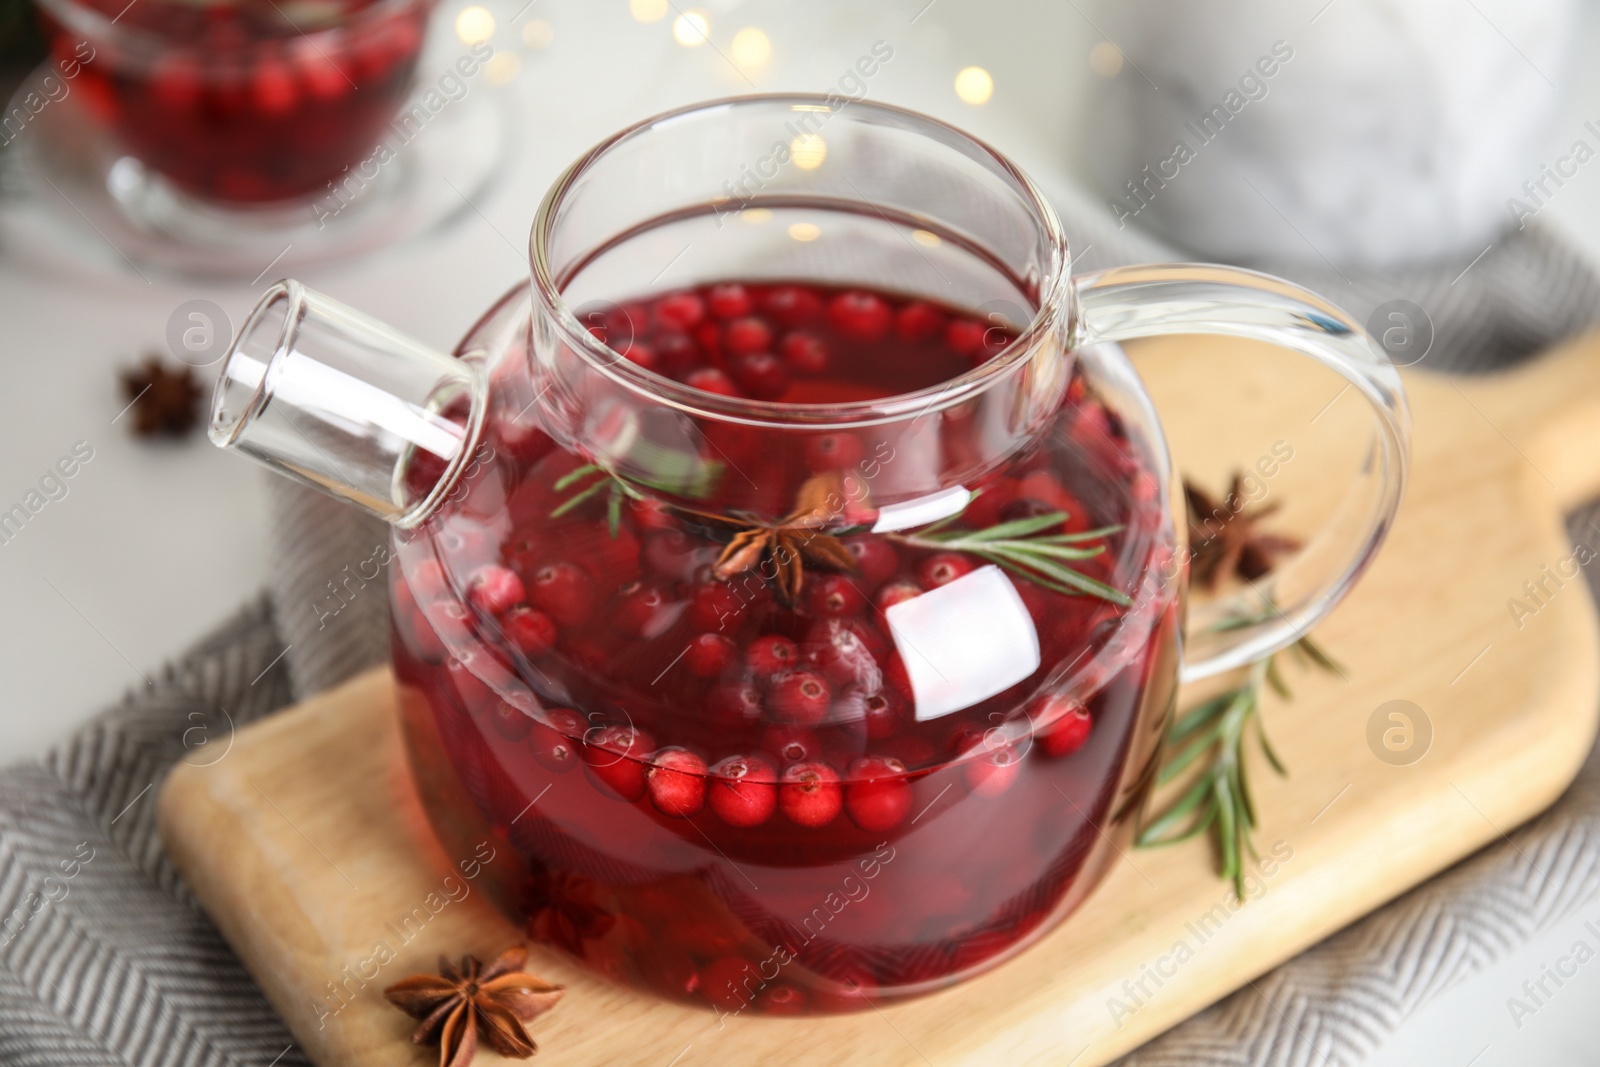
[209,97,1408,1015]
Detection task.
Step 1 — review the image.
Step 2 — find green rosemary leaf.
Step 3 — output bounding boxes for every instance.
[1233,750,1257,829]
[990,541,1106,561]
[1296,634,1343,674]
[982,547,1134,606]
[606,484,623,538]
[1216,774,1240,893]
[1265,657,1291,700]
[552,463,603,492]
[1031,524,1127,544]
[1253,714,1288,776]
[1168,691,1237,743]
[940,511,1068,543]
[1157,720,1230,785]
[1135,775,1217,846]
[549,478,608,518]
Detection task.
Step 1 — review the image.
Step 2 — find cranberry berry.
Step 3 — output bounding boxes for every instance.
[502,606,557,658]
[648,748,708,817]
[528,708,586,774]
[779,762,843,827]
[918,552,976,589]
[684,632,738,678]
[466,564,525,616]
[529,562,595,627]
[746,635,799,679]
[723,316,774,358]
[827,290,891,341]
[844,756,913,832]
[766,670,832,725]
[805,574,866,618]
[709,754,778,827]
[1034,695,1094,757]
[583,724,656,802]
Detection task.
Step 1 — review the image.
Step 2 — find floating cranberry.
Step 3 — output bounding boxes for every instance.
[828,291,891,341]
[780,331,829,374]
[250,59,296,116]
[707,283,753,320]
[959,728,1022,797]
[746,634,799,679]
[1034,695,1093,757]
[685,633,738,678]
[502,606,557,657]
[761,722,822,765]
[895,301,946,343]
[655,331,703,379]
[620,341,658,372]
[945,318,988,359]
[708,755,777,827]
[408,558,450,601]
[766,671,832,725]
[647,747,708,817]
[685,367,739,397]
[918,552,976,588]
[803,622,883,691]
[844,537,899,587]
[583,724,655,801]
[754,983,808,1014]
[528,708,586,773]
[780,762,843,827]
[723,317,774,358]
[700,956,759,1010]
[688,580,744,631]
[466,564,525,616]
[529,561,595,627]
[708,679,763,724]
[860,689,908,740]
[655,292,706,330]
[874,579,924,612]
[730,352,789,400]
[844,756,913,832]
[612,580,675,638]
[490,700,533,742]
[804,574,866,618]
[803,432,864,472]
[762,285,824,326]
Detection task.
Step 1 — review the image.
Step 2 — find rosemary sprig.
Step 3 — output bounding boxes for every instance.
[550,464,641,537]
[1136,632,1339,897]
[889,511,1131,606]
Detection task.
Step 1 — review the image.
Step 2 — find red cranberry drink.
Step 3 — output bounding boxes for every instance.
[387,277,1180,1013]
[37,0,432,203]
[207,98,1408,1016]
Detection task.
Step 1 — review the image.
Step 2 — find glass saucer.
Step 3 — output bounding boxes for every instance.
[0,58,514,280]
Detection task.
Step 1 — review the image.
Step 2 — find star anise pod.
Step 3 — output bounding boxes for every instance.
[119,355,202,437]
[383,945,564,1067]
[702,471,858,604]
[1183,473,1302,590]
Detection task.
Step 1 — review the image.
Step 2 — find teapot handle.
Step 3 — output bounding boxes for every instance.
[1072,264,1411,681]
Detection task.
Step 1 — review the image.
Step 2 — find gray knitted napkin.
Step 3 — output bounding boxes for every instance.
[2,204,1598,1065]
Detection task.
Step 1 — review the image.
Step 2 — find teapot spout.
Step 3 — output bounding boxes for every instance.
[209,280,485,527]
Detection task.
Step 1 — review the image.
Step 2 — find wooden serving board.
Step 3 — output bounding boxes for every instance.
[159,331,1600,1067]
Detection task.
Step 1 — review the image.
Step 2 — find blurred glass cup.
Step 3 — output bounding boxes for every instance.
[35,0,435,206]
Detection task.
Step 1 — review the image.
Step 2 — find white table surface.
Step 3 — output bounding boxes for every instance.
[1,1,1597,1062]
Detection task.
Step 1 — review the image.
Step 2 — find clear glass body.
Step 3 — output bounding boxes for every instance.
[210,97,1408,1015]
[37,0,433,203]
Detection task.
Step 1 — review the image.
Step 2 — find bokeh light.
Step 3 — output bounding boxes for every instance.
[630,0,669,22]
[1089,41,1124,78]
[790,134,827,170]
[954,65,994,105]
[454,5,495,44]
[673,10,711,47]
[788,222,821,242]
[522,19,555,48]
[731,27,772,68]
